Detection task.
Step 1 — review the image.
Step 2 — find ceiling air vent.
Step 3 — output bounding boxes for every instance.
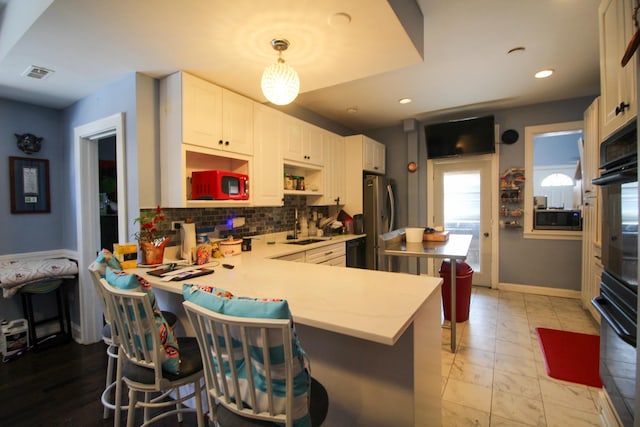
[21,65,54,80]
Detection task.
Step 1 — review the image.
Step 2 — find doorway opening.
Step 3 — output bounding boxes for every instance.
[99,136,119,251]
[73,113,126,344]
[429,154,497,287]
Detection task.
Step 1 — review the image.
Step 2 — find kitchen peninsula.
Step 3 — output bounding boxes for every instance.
[131,234,443,427]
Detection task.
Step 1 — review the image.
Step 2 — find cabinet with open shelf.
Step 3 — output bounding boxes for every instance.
[283,162,324,197]
[162,143,252,208]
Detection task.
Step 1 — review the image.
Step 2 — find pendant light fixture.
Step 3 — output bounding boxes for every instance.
[261,39,300,105]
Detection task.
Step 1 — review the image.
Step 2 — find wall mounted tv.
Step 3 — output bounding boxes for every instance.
[425,115,496,159]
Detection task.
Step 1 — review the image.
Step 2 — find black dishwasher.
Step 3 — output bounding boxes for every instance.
[346,237,366,269]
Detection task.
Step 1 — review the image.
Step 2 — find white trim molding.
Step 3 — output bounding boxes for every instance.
[496,282,581,299]
[73,112,126,344]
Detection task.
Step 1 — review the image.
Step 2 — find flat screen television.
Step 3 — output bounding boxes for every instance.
[425,115,496,159]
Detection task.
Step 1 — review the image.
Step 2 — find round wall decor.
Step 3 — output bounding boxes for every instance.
[501,129,519,145]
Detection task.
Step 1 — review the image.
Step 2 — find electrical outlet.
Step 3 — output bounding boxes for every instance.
[171,220,185,230]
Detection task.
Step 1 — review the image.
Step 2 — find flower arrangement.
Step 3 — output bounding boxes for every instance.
[134,205,167,246]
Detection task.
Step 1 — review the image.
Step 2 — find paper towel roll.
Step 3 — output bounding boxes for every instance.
[181,223,196,263]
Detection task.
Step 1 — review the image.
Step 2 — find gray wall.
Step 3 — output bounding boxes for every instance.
[0,99,64,254]
[0,72,147,325]
[60,72,144,249]
[368,95,597,291]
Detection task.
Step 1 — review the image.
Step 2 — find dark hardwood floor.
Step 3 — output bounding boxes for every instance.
[0,340,205,426]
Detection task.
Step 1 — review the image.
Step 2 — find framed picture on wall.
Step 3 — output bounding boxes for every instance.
[9,156,50,214]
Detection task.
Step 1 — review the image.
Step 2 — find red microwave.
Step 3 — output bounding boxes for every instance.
[191,170,249,200]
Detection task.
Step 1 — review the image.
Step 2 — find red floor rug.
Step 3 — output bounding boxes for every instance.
[535,327,602,388]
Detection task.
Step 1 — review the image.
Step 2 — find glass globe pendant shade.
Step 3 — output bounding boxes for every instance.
[261,59,300,105]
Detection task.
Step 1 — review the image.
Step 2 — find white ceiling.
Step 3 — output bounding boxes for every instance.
[0,0,600,131]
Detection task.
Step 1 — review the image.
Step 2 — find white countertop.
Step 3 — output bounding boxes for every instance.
[131,233,442,346]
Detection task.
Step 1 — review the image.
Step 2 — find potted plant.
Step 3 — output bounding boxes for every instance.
[134,205,169,265]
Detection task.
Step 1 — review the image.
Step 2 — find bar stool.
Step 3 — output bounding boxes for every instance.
[90,270,178,426]
[19,278,72,351]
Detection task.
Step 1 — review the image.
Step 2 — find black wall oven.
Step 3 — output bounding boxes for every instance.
[592,123,638,426]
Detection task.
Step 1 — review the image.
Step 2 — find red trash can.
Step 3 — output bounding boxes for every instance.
[439,260,473,322]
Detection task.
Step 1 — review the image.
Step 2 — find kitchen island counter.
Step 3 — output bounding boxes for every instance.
[130,234,442,426]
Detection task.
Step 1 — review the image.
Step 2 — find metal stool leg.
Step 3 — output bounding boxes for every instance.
[103,344,116,419]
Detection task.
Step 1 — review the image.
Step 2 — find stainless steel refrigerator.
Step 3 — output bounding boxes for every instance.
[363,174,395,270]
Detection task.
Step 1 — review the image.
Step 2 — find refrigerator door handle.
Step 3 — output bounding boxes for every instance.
[387,183,395,232]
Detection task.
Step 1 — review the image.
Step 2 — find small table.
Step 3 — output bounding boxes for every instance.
[380,230,472,352]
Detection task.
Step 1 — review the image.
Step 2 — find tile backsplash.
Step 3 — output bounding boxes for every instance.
[144,196,329,244]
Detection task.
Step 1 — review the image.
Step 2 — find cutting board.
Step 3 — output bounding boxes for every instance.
[423,231,450,241]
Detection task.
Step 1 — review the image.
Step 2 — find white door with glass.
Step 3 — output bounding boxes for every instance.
[431,155,493,286]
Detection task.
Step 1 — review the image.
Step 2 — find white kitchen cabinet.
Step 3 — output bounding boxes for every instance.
[283,115,324,166]
[343,134,386,214]
[580,97,602,322]
[599,0,637,141]
[305,242,346,265]
[160,72,254,207]
[582,98,601,197]
[166,71,253,156]
[310,131,345,207]
[275,242,346,266]
[252,103,284,206]
[363,136,386,174]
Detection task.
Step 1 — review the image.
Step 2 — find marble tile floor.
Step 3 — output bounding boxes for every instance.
[440,287,602,427]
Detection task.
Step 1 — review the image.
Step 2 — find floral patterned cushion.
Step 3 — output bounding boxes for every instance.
[105,268,180,374]
[88,249,122,277]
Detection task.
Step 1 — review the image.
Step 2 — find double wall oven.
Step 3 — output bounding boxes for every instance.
[592,123,638,426]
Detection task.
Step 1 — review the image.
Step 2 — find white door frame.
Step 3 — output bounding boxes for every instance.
[73,113,126,343]
[427,153,499,288]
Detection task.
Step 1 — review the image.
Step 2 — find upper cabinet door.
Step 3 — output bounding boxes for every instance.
[363,136,385,174]
[182,72,223,148]
[599,0,637,141]
[283,115,324,166]
[252,103,284,206]
[221,89,254,155]
[304,123,325,166]
[181,72,253,155]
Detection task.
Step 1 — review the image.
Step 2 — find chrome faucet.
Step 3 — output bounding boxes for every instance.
[294,208,299,239]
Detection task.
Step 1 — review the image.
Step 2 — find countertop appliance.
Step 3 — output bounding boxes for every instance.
[592,123,638,426]
[191,170,249,200]
[533,209,582,230]
[363,174,395,270]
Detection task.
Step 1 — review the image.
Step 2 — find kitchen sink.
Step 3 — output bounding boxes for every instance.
[285,238,327,245]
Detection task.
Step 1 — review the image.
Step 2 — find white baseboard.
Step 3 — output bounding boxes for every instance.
[496,282,581,299]
[598,389,623,427]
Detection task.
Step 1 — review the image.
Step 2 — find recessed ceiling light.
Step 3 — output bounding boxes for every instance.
[399,98,412,104]
[346,107,358,114]
[328,12,351,27]
[535,69,554,79]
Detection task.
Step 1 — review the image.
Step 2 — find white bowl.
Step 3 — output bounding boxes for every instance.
[404,227,425,243]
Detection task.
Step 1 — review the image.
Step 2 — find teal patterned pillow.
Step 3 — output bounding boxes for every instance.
[105,268,180,374]
[183,284,311,427]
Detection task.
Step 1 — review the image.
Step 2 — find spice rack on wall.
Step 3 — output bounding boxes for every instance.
[500,167,525,229]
